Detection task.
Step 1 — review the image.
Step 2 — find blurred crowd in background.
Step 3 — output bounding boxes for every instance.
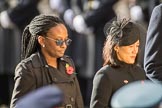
[0,0,161,107]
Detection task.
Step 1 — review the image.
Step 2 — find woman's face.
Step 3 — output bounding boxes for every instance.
[114,40,139,64]
[41,24,69,58]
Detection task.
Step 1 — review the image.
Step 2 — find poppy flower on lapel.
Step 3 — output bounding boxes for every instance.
[65,63,74,75]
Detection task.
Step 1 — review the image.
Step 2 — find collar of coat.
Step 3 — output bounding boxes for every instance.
[27,51,71,68]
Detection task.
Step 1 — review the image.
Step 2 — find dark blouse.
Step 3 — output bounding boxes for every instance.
[90,63,146,108]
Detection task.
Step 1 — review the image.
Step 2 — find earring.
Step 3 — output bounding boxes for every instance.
[42,45,45,47]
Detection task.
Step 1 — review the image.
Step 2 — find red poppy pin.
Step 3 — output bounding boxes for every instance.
[65,63,76,75]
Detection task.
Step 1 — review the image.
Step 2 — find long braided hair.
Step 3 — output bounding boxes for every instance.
[21,14,64,60]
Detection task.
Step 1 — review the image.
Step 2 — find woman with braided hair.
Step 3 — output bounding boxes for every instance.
[90,19,146,108]
[10,14,84,108]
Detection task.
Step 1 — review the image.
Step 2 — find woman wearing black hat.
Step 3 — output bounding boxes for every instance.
[10,14,84,108]
[90,19,146,108]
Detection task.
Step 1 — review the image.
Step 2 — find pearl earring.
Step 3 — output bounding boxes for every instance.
[42,45,45,47]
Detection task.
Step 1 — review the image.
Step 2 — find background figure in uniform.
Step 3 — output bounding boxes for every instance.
[144,3,162,83]
[10,14,84,108]
[90,19,146,108]
[0,0,40,31]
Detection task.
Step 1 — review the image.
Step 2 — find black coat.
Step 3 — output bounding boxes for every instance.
[144,3,162,83]
[10,52,84,108]
[90,63,146,108]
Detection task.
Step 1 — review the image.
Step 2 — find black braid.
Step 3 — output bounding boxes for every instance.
[21,25,31,59]
[21,14,64,60]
